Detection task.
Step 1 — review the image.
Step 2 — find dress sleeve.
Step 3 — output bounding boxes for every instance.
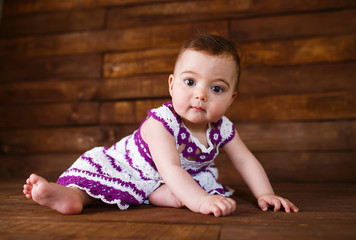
[146,102,181,138]
[219,116,236,147]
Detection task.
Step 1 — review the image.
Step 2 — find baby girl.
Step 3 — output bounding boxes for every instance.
[24,33,299,217]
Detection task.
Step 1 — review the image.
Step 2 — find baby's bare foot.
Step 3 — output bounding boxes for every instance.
[23,174,88,214]
[149,184,184,208]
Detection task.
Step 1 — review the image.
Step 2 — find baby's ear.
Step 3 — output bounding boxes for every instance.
[229,91,238,106]
[168,74,174,97]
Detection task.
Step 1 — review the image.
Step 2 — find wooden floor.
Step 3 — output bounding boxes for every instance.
[1,181,355,240]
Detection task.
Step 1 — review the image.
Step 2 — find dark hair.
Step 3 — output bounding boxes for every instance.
[177,33,243,90]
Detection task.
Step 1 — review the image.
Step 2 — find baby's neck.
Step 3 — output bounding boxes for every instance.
[182,120,209,148]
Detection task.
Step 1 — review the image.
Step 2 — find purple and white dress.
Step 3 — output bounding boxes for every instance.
[57,102,236,210]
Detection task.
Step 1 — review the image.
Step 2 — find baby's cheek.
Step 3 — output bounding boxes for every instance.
[209,106,226,121]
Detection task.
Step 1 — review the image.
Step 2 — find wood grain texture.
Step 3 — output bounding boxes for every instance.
[215,151,356,183]
[219,223,355,240]
[0,21,228,57]
[103,48,177,78]
[0,153,80,181]
[0,125,136,154]
[231,8,356,42]
[99,74,169,100]
[0,102,99,127]
[0,80,99,104]
[240,62,356,96]
[1,182,355,239]
[0,9,106,37]
[0,54,101,82]
[0,219,221,240]
[100,99,168,124]
[107,0,356,29]
[3,0,176,16]
[237,120,355,152]
[107,0,251,29]
[229,91,356,122]
[242,34,356,67]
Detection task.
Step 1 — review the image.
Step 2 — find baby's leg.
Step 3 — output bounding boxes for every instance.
[149,184,184,208]
[23,174,93,214]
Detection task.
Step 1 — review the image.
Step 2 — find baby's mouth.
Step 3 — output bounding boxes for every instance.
[192,106,205,112]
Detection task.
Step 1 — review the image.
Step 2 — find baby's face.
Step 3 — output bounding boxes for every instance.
[169,50,237,129]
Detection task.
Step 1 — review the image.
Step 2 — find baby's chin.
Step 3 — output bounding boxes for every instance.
[182,118,209,128]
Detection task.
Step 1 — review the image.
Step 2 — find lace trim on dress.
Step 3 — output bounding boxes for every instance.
[147,102,236,163]
[133,129,156,171]
[147,102,178,137]
[56,167,147,209]
[181,122,214,153]
[220,117,236,147]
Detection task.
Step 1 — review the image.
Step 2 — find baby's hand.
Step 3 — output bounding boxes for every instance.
[199,195,236,217]
[257,194,299,213]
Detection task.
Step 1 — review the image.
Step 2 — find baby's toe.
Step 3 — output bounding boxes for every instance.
[23,188,32,198]
[24,183,32,190]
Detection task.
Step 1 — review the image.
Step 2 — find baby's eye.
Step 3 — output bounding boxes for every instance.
[211,86,224,93]
[184,79,196,86]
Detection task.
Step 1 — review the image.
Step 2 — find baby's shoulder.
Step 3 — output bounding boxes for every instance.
[212,116,236,147]
[140,116,175,146]
[147,102,180,136]
[212,116,234,131]
[148,102,177,121]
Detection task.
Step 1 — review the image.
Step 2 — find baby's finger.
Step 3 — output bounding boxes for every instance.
[280,198,291,213]
[292,205,299,212]
[23,184,32,191]
[257,198,269,211]
[272,199,281,212]
[286,199,299,213]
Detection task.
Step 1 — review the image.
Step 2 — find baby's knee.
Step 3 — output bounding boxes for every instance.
[148,188,162,204]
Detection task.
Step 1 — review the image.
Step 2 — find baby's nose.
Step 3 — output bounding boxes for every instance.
[195,88,207,101]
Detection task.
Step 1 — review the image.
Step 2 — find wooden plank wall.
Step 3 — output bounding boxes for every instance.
[0,0,355,183]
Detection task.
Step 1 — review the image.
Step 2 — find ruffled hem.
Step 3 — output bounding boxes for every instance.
[57,175,147,210]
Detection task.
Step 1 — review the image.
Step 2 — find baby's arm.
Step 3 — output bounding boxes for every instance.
[141,117,236,217]
[223,130,299,213]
